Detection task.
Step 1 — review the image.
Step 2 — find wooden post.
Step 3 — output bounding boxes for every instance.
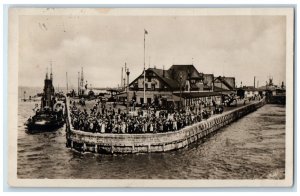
[83,143,87,152]
[95,144,98,153]
[111,145,114,154]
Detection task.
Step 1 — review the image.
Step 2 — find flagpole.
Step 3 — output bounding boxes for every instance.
[66,72,68,94]
[143,30,146,105]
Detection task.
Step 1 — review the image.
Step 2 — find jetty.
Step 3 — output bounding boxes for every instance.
[65,98,265,154]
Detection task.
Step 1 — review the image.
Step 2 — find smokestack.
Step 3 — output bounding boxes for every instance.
[254,76,256,88]
[163,65,165,77]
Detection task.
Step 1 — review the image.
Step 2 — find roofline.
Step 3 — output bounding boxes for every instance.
[128,69,177,90]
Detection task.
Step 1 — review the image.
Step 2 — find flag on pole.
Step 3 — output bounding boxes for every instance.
[144,29,148,34]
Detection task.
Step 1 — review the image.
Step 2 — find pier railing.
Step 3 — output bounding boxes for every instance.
[65,98,265,154]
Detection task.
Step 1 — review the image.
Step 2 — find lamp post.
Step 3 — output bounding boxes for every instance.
[126,68,130,114]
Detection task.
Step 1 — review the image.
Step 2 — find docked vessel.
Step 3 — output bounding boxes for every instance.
[25,69,65,133]
[264,79,286,105]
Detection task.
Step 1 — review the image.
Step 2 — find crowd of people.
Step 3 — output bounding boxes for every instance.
[69,99,214,134]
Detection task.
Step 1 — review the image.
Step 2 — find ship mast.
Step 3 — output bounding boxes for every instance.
[46,67,49,80]
[78,72,80,96]
[50,60,53,81]
[66,72,69,94]
[80,67,84,95]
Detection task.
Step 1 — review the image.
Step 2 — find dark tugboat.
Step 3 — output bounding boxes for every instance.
[25,68,65,133]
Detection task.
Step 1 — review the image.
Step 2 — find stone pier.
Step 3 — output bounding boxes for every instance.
[65,98,265,154]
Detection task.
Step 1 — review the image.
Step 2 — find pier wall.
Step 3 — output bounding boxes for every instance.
[65,99,265,154]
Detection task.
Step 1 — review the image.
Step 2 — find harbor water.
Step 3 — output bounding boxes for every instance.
[17,94,285,179]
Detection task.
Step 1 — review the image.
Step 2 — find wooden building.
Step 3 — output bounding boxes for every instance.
[128,64,235,107]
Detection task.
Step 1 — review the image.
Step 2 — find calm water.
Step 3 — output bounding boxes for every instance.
[17,99,285,179]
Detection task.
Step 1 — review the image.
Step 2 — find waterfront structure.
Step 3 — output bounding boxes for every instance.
[128,64,235,107]
[257,78,286,104]
[236,86,259,99]
[65,98,265,154]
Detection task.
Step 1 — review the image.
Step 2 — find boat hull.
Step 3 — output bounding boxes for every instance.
[25,117,64,133]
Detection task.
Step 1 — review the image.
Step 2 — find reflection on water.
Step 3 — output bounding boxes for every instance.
[18,100,285,179]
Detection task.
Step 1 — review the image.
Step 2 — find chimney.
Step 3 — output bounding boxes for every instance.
[163,65,165,77]
[254,76,256,88]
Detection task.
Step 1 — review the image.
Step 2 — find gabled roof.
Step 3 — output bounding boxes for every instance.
[169,64,201,78]
[214,76,234,90]
[129,68,180,90]
[149,68,179,89]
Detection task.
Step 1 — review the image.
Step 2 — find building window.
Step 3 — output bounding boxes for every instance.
[151,84,155,90]
[145,83,149,89]
[185,85,189,91]
[148,77,151,82]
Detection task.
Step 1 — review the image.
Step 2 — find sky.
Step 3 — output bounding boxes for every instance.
[18,14,286,88]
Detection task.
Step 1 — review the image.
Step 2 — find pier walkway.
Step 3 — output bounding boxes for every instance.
[65,98,265,154]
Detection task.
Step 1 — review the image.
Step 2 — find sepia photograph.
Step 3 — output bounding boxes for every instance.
[7,7,294,187]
